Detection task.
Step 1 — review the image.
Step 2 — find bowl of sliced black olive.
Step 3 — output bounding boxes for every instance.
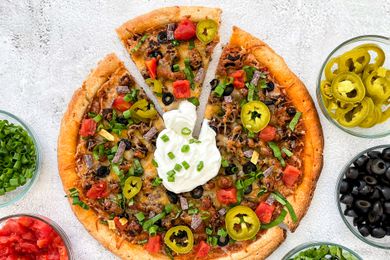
[337,144,390,249]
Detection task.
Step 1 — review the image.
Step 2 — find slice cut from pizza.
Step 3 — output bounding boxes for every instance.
[116,6,221,111]
[203,26,324,258]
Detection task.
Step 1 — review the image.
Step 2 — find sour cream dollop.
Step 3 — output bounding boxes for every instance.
[154,101,221,193]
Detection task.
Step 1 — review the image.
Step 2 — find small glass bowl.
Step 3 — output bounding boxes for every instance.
[282,241,362,260]
[0,214,73,259]
[336,144,390,249]
[316,35,390,138]
[0,110,41,208]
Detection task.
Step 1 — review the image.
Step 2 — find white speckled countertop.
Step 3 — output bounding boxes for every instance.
[0,0,390,259]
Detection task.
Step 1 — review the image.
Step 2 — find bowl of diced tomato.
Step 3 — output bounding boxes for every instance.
[0,214,72,259]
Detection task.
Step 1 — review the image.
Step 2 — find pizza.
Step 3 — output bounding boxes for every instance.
[116,6,221,111]
[57,7,324,260]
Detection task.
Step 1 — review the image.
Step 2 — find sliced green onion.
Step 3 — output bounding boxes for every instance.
[152,177,162,187]
[221,159,229,167]
[182,161,190,170]
[188,208,199,215]
[247,83,256,101]
[268,142,285,167]
[171,40,179,46]
[142,212,166,231]
[260,209,288,229]
[181,127,191,136]
[161,134,170,142]
[187,97,200,106]
[93,114,102,123]
[197,161,204,171]
[217,228,228,238]
[123,109,131,119]
[189,39,195,50]
[174,164,182,172]
[282,147,293,157]
[289,112,302,131]
[272,191,298,222]
[205,227,213,235]
[135,212,145,222]
[123,94,132,102]
[131,34,148,53]
[181,144,190,153]
[148,225,159,235]
[184,58,195,89]
[67,188,89,210]
[172,64,180,72]
[214,82,226,97]
[189,138,201,144]
[168,152,175,160]
[152,159,159,167]
[167,170,176,182]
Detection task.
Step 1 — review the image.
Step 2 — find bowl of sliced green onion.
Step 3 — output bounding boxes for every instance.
[0,110,40,208]
[282,242,362,260]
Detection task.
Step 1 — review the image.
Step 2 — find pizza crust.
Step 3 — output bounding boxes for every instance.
[229,26,324,231]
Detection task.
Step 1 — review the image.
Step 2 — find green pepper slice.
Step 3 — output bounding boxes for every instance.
[164,226,194,254]
[338,48,370,74]
[320,80,333,99]
[145,78,163,94]
[241,101,270,133]
[324,57,339,81]
[331,72,365,103]
[123,176,142,199]
[225,206,260,241]
[196,19,218,44]
[337,97,373,127]
[359,104,381,128]
[355,43,385,68]
[325,100,355,120]
[365,68,390,102]
[129,99,157,121]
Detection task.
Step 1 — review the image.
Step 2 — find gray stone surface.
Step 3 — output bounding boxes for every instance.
[0,0,390,259]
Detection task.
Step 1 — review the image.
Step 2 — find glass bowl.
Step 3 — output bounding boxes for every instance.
[282,241,362,260]
[316,35,390,138]
[0,110,41,208]
[336,144,390,249]
[0,214,73,259]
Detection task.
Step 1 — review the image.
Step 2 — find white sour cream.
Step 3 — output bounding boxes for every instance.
[154,101,221,193]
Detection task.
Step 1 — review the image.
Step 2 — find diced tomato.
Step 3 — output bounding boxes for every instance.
[195,240,211,257]
[79,118,97,137]
[18,217,34,228]
[217,188,237,205]
[1,219,26,236]
[173,80,191,99]
[31,220,53,240]
[113,217,127,232]
[282,164,301,187]
[174,19,196,40]
[144,235,161,254]
[231,70,245,89]
[255,201,276,224]
[21,231,35,241]
[19,242,39,253]
[258,125,276,142]
[86,181,109,199]
[112,95,132,112]
[145,58,157,79]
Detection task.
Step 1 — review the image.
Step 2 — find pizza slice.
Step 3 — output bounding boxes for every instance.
[203,26,324,258]
[117,6,221,111]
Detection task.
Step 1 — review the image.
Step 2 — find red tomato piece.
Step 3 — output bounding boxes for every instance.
[195,240,211,257]
[174,19,196,40]
[31,220,53,240]
[231,70,245,89]
[112,95,132,112]
[258,125,276,142]
[173,80,191,99]
[145,58,157,79]
[217,188,237,205]
[17,217,34,228]
[255,201,276,224]
[144,235,161,254]
[19,242,39,253]
[113,217,128,232]
[86,181,109,199]
[21,232,35,241]
[282,164,301,187]
[79,118,97,137]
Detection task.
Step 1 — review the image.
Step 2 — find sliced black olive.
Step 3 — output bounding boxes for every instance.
[223,84,234,96]
[149,50,163,59]
[244,184,252,195]
[354,155,369,168]
[166,190,178,204]
[96,166,110,178]
[339,180,350,194]
[371,227,386,238]
[384,202,390,214]
[380,186,390,200]
[162,92,174,106]
[363,175,377,186]
[225,164,238,175]
[344,208,358,218]
[365,159,373,174]
[386,167,390,181]
[243,162,257,174]
[351,186,359,196]
[359,185,372,196]
[369,188,381,201]
[385,227,390,236]
[368,201,383,223]
[368,150,382,159]
[353,216,365,226]
[346,167,359,179]
[355,200,371,213]
[382,147,390,161]
[371,159,386,175]
[210,79,220,90]
[358,225,370,237]
[157,31,168,44]
[286,107,296,116]
[380,176,390,186]
[116,116,128,125]
[190,186,204,199]
[266,81,274,92]
[340,194,354,207]
[120,139,132,150]
[227,54,240,61]
[217,234,230,246]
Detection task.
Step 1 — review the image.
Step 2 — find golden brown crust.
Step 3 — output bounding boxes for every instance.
[229,26,324,231]
[116,6,221,45]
